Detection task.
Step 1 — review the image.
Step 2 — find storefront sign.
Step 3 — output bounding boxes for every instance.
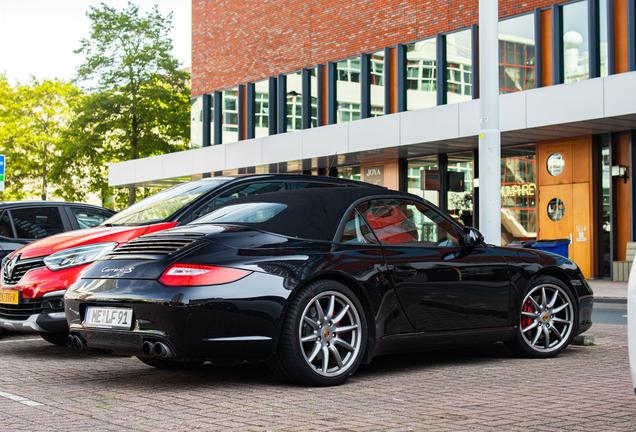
[501,183,535,197]
[365,165,384,186]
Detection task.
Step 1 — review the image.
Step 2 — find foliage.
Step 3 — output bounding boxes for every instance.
[53,2,190,206]
[0,75,80,201]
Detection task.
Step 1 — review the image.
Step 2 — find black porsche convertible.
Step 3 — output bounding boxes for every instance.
[64,188,593,386]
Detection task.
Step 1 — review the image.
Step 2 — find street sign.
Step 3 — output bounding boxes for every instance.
[0,155,4,192]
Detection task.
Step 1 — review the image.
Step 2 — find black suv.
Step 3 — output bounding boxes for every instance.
[0,201,116,260]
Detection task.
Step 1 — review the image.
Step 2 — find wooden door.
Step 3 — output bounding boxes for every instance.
[539,184,573,244]
[537,136,594,278]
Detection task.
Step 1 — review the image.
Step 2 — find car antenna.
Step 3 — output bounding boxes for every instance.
[327,152,338,176]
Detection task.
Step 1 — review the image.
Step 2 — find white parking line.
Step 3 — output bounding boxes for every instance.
[0,391,42,407]
[0,338,42,344]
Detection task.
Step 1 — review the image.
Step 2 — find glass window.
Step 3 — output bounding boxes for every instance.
[214,182,285,207]
[407,156,439,206]
[446,30,472,104]
[70,207,112,229]
[309,68,318,128]
[406,38,437,111]
[370,50,385,116]
[295,182,340,189]
[600,0,609,77]
[501,144,537,245]
[190,97,203,149]
[563,1,589,83]
[338,166,361,182]
[600,136,610,276]
[254,80,269,138]
[341,208,377,244]
[10,207,64,240]
[222,88,239,143]
[194,203,286,224]
[209,95,215,145]
[286,71,303,132]
[499,13,535,94]
[0,211,14,238]
[337,57,361,123]
[358,199,460,246]
[447,153,474,227]
[104,178,231,226]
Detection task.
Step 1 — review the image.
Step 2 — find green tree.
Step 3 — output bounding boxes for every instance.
[0,75,80,201]
[58,2,190,206]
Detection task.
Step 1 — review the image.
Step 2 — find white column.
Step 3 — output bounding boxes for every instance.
[478,0,501,245]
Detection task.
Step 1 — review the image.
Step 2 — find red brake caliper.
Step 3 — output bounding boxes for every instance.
[522,300,534,328]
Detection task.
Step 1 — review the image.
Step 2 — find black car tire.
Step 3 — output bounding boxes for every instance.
[269,279,367,387]
[137,357,205,370]
[40,332,70,346]
[505,275,577,358]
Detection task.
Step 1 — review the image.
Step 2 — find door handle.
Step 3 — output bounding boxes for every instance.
[393,265,417,279]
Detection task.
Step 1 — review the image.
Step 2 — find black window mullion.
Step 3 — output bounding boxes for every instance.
[327,62,337,125]
[436,34,447,106]
[238,85,245,141]
[246,83,255,139]
[317,65,324,126]
[361,53,371,119]
[471,24,479,99]
[277,74,287,134]
[301,68,311,129]
[439,153,448,211]
[213,91,222,145]
[202,94,212,147]
[268,77,277,136]
[589,0,601,79]
[397,44,407,112]
[384,47,391,115]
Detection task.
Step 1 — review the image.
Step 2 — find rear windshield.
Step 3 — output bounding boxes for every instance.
[192,202,286,224]
[103,179,230,226]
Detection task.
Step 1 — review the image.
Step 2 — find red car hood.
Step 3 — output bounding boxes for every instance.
[11,222,178,260]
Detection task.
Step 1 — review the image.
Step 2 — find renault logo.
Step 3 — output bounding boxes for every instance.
[3,254,19,280]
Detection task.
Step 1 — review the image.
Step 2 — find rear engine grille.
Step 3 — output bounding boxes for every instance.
[0,297,50,321]
[2,257,46,286]
[108,233,206,257]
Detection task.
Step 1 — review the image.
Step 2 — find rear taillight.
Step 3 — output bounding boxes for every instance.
[159,263,252,287]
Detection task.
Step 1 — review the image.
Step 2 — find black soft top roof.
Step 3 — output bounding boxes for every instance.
[211,187,419,242]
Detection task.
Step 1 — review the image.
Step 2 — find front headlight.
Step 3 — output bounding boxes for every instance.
[44,242,118,271]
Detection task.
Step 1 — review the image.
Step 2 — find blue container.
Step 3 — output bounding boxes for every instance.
[531,239,570,258]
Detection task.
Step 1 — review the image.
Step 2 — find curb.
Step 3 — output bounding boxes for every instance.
[594,297,627,304]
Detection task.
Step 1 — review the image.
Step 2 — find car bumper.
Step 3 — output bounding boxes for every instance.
[65,274,291,360]
[0,293,68,334]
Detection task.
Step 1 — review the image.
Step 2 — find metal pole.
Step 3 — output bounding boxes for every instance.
[478,0,501,245]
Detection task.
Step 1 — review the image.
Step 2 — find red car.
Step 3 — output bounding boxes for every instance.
[0,174,378,345]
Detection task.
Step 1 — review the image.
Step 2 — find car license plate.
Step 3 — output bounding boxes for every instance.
[0,290,18,304]
[84,307,133,329]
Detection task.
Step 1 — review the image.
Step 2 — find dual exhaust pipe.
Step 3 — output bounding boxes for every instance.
[142,340,175,358]
[67,334,89,350]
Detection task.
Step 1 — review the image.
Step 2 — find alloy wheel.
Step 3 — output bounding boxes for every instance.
[520,283,574,353]
[298,290,362,377]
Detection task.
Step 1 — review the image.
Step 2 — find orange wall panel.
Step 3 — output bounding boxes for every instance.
[541,9,553,87]
[615,0,629,74]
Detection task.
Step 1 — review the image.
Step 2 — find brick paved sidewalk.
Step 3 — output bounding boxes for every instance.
[0,324,634,431]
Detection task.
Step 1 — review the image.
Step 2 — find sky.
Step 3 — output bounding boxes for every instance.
[0,0,191,85]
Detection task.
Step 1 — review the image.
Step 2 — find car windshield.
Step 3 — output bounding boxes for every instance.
[193,202,286,224]
[102,178,231,226]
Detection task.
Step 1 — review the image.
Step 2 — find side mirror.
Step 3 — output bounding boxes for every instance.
[463,227,484,247]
